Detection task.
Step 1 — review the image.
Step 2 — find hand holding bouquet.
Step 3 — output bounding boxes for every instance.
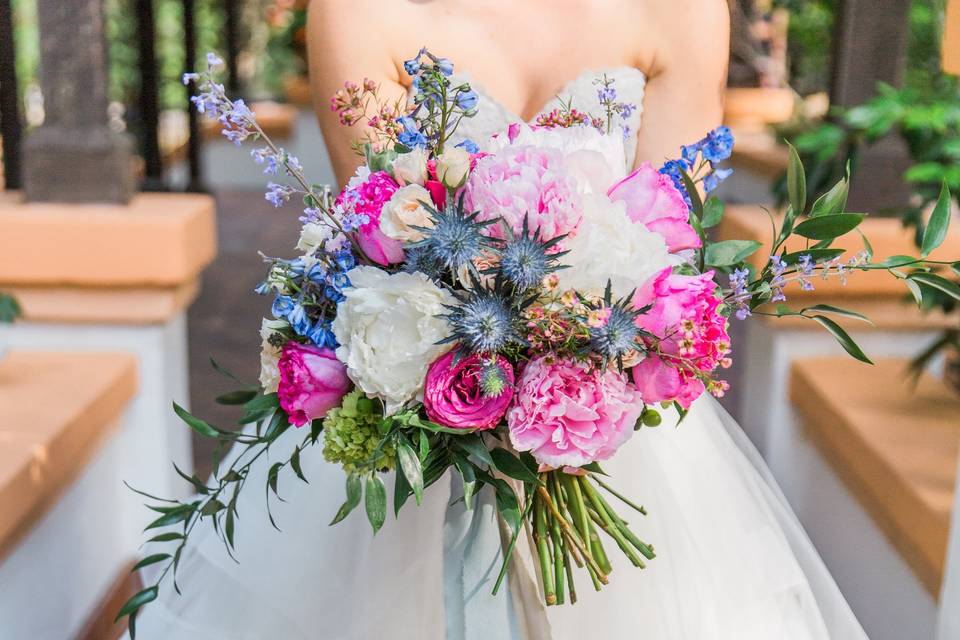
[118,50,959,632]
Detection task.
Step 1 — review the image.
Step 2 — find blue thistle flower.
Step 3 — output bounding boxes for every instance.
[402,245,441,277]
[497,215,568,291]
[585,281,642,370]
[441,287,526,355]
[409,194,496,279]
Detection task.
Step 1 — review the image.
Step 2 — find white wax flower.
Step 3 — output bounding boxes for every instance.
[332,266,455,414]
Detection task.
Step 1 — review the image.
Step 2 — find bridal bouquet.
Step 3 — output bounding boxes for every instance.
[119,50,959,632]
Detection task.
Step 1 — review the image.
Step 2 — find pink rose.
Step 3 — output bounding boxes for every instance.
[423,351,515,430]
[631,269,731,408]
[507,356,644,468]
[607,162,701,252]
[335,171,405,266]
[277,342,351,427]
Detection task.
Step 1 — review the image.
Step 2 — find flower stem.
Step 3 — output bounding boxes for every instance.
[534,488,556,605]
[580,476,645,568]
[591,474,647,516]
[536,483,608,585]
[548,478,566,605]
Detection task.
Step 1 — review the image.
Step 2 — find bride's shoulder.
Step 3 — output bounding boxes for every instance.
[636,0,729,73]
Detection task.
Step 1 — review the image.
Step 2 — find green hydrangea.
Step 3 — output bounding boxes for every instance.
[322,390,394,472]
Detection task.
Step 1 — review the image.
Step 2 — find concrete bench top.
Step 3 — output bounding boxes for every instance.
[0,351,137,561]
[791,357,960,596]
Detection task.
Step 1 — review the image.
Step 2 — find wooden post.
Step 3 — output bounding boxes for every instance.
[829,0,912,213]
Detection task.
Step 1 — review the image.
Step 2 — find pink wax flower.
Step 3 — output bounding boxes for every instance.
[607,162,701,252]
[464,145,582,246]
[423,351,515,430]
[506,356,644,468]
[277,342,351,427]
[335,170,405,265]
[631,269,731,409]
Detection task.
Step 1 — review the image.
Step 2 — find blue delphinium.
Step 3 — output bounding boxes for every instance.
[456,90,479,111]
[456,139,480,154]
[702,126,734,163]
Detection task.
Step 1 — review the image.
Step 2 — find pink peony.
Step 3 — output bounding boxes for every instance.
[335,171,405,266]
[507,356,644,468]
[607,162,701,252]
[464,145,582,245]
[631,269,731,409]
[423,352,515,430]
[277,342,351,427]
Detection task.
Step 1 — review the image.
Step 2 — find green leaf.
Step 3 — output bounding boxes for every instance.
[704,240,762,267]
[330,474,363,525]
[800,304,873,324]
[909,272,960,301]
[701,197,725,228]
[115,586,158,622]
[145,506,193,530]
[489,448,540,484]
[199,499,226,516]
[393,463,412,516]
[132,553,170,571]
[290,447,307,483]
[215,389,258,405]
[0,293,21,323]
[779,248,846,266]
[809,176,848,217]
[680,171,703,218]
[172,402,219,438]
[793,213,864,240]
[491,478,522,532]
[209,357,248,386]
[904,278,925,306]
[365,474,387,534]
[146,532,184,543]
[787,143,807,216]
[921,182,952,257]
[267,462,283,496]
[455,434,494,467]
[452,453,477,510]
[810,315,873,364]
[173,463,210,495]
[951,262,960,277]
[881,254,920,268]
[418,430,430,461]
[396,439,424,506]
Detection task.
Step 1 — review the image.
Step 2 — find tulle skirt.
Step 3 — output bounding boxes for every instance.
[129,397,867,640]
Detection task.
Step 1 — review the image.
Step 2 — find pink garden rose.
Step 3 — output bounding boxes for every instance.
[507,356,645,468]
[631,269,731,409]
[464,145,582,245]
[607,162,700,252]
[277,342,351,427]
[423,351,515,430]
[335,170,405,266]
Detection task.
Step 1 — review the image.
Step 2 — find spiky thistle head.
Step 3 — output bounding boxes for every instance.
[409,193,496,277]
[401,245,441,278]
[440,284,527,355]
[496,215,568,292]
[585,280,641,369]
[479,358,511,397]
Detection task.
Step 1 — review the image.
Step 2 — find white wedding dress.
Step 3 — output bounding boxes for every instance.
[129,68,868,640]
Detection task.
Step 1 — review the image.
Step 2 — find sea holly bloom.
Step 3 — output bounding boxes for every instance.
[422,351,515,430]
[277,342,351,427]
[607,162,701,252]
[507,356,645,468]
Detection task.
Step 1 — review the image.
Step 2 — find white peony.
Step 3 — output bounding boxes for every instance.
[332,266,455,414]
[485,123,626,194]
[379,184,434,243]
[258,318,287,392]
[559,194,676,299]
[391,147,428,185]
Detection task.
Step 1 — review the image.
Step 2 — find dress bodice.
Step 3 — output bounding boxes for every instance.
[445,67,646,169]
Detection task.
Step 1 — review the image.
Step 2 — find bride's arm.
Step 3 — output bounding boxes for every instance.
[632,0,730,167]
[307,0,409,184]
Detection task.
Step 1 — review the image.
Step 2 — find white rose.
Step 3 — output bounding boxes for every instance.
[332,266,455,414]
[436,147,471,188]
[559,194,676,299]
[391,147,428,185]
[258,318,287,392]
[379,184,434,242]
[297,222,346,254]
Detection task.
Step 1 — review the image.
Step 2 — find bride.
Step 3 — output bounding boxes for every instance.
[130,1,867,638]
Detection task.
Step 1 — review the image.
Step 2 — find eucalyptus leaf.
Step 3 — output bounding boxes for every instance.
[132,553,171,571]
[811,315,873,364]
[396,439,424,505]
[793,213,864,240]
[365,474,387,534]
[787,143,807,216]
[704,240,762,267]
[290,447,307,483]
[145,506,193,530]
[115,586,158,622]
[146,532,184,543]
[921,182,952,257]
[330,474,363,525]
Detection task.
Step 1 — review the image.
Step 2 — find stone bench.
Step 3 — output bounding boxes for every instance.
[785,356,960,640]
[0,351,139,639]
